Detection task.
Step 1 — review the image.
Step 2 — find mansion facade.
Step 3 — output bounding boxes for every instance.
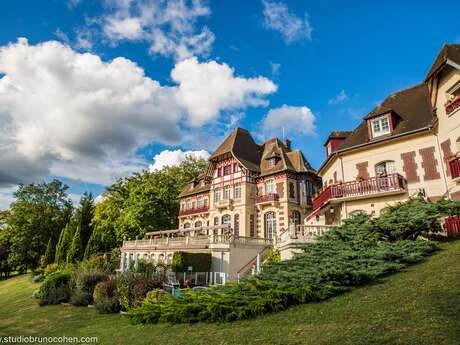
[178,128,320,239]
[307,44,460,225]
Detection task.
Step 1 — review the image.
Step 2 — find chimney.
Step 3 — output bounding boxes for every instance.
[284,139,291,151]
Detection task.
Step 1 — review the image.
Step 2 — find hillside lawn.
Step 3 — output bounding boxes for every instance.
[1,241,460,345]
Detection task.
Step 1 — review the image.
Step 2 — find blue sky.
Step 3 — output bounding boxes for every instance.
[0,0,459,208]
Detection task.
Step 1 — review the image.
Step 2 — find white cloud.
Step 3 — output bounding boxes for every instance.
[100,0,214,61]
[328,90,348,105]
[172,57,277,127]
[262,0,312,44]
[261,105,316,138]
[149,149,210,171]
[0,38,275,188]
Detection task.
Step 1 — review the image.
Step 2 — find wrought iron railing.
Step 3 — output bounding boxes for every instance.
[256,193,279,204]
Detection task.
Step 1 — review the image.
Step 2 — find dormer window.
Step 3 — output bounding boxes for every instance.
[371,115,391,138]
[268,158,276,167]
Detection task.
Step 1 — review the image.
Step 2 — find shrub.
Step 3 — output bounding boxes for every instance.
[93,277,120,314]
[70,268,109,306]
[115,272,160,311]
[44,263,60,277]
[128,198,450,324]
[36,271,72,306]
[172,252,211,272]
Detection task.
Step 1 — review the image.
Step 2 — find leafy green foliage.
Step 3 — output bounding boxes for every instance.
[55,223,74,264]
[89,155,207,252]
[128,198,448,324]
[172,252,211,272]
[36,271,72,306]
[6,180,72,271]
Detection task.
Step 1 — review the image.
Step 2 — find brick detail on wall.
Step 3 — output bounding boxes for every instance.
[451,191,460,200]
[356,162,369,179]
[400,151,420,183]
[440,139,453,177]
[276,182,284,197]
[419,146,441,180]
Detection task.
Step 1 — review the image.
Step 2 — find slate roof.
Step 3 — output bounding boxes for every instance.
[425,44,460,81]
[181,127,316,197]
[336,83,434,151]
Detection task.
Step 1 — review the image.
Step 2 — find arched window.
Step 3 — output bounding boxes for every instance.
[234,214,240,236]
[150,253,156,264]
[214,217,219,226]
[292,210,301,225]
[183,222,191,229]
[158,254,164,263]
[264,212,276,239]
[167,253,173,264]
[375,161,396,175]
[194,221,202,228]
[221,214,231,226]
[289,182,295,198]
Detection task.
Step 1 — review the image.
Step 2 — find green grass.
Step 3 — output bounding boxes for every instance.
[1,241,460,345]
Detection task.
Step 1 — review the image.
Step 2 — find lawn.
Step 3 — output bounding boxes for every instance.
[1,241,460,345]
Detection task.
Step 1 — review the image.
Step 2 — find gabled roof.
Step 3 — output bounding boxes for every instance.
[332,83,434,152]
[363,105,393,120]
[425,44,460,81]
[209,127,261,172]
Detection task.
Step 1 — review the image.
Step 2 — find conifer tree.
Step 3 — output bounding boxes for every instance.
[67,224,83,263]
[55,223,74,264]
[43,237,54,266]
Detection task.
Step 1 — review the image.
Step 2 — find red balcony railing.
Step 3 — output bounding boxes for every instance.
[179,205,209,216]
[446,98,460,115]
[444,215,460,237]
[449,157,460,179]
[312,173,407,210]
[256,193,279,204]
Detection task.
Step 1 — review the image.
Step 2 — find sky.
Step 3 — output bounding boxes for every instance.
[0,0,459,209]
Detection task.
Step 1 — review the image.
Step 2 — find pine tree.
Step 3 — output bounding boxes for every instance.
[78,193,94,250]
[43,237,54,266]
[55,223,74,264]
[67,224,83,263]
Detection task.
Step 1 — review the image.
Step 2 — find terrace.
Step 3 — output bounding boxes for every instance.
[256,193,279,204]
[312,173,407,210]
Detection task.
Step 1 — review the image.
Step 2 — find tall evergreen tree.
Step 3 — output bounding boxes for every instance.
[43,237,54,266]
[55,223,74,264]
[77,192,94,250]
[67,224,83,263]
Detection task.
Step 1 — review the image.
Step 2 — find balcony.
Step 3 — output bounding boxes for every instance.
[312,173,407,209]
[256,193,279,205]
[446,97,460,115]
[449,156,460,179]
[179,205,209,217]
[215,198,233,209]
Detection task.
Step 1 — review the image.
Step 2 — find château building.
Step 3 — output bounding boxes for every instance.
[178,127,320,239]
[307,44,460,225]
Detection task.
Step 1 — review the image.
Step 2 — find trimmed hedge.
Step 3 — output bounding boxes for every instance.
[172,252,211,272]
[36,271,72,306]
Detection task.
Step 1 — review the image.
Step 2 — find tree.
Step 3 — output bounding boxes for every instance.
[55,223,74,264]
[0,227,12,278]
[67,224,83,263]
[43,238,54,267]
[75,193,94,250]
[7,180,72,270]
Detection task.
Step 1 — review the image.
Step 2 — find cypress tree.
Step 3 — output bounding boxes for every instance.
[43,238,54,266]
[55,223,74,264]
[67,224,83,263]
